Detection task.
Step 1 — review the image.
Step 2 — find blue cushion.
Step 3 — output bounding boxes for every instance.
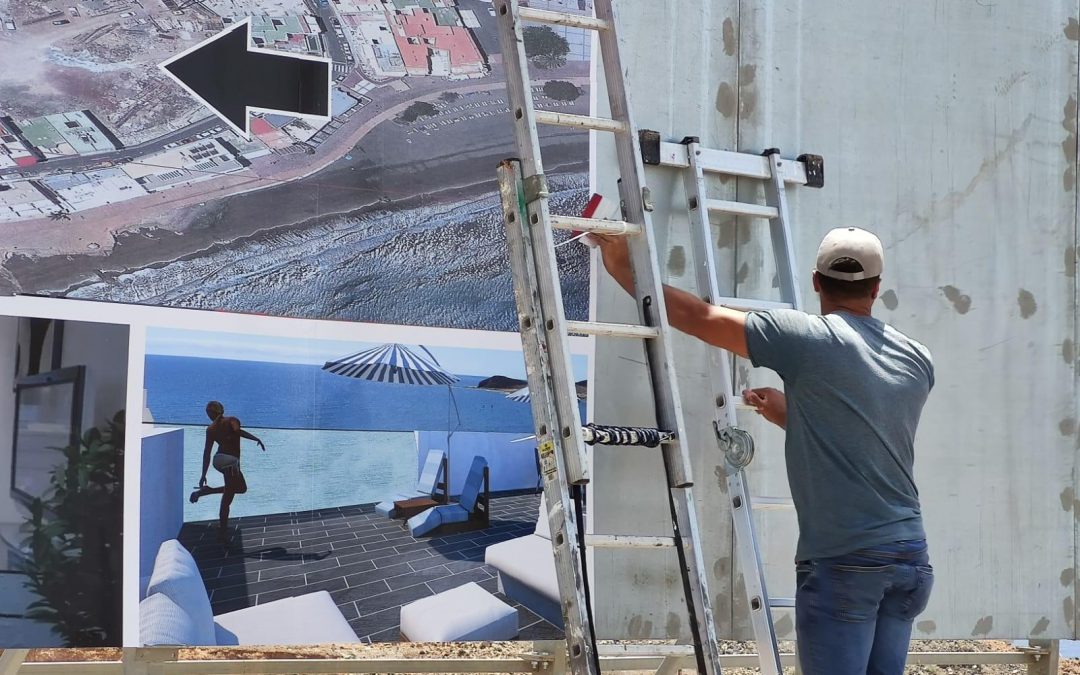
[407,504,468,537]
[375,500,397,518]
[416,449,446,494]
[458,456,487,512]
[145,540,216,645]
[140,592,214,646]
[407,507,438,537]
[438,504,470,524]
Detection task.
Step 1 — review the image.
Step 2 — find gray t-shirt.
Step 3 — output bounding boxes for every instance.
[744,309,933,561]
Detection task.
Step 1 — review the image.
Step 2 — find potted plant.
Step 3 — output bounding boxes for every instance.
[19,410,125,646]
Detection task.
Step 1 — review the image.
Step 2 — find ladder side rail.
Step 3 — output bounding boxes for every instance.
[498,161,600,675]
[594,0,692,493]
[761,151,803,311]
[726,472,785,674]
[609,175,721,675]
[593,3,724,670]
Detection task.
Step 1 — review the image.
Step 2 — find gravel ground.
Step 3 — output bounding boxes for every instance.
[9,640,1077,674]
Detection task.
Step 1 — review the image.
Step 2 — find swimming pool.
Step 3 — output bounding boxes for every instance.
[173,425,419,521]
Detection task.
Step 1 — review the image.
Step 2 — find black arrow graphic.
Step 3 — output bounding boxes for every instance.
[160,18,330,138]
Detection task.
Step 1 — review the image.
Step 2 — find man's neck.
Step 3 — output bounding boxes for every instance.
[820,301,874,317]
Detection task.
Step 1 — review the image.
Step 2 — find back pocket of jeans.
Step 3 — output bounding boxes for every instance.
[899,564,934,620]
[827,563,893,622]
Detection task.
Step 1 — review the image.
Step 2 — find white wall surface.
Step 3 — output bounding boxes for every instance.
[590,0,1079,641]
[61,320,130,431]
[139,427,185,599]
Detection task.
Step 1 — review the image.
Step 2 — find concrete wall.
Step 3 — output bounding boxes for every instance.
[590,0,1079,641]
[415,431,538,495]
[139,427,185,599]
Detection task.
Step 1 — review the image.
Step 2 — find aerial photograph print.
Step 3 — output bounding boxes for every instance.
[0,0,592,331]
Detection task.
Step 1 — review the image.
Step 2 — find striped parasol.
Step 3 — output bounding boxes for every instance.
[506,386,531,403]
[322,343,459,386]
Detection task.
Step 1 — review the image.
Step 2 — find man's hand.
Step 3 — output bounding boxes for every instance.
[257,440,266,451]
[588,233,634,294]
[199,476,207,488]
[743,387,787,429]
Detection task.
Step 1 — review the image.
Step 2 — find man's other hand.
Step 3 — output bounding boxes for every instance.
[588,233,633,292]
[743,387,787,428]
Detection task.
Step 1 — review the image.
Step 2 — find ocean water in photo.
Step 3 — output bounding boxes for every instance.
[168,425,418,522]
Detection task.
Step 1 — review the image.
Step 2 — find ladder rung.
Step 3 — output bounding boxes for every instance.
[751,497,795,510]
[550,215,641,236]
[518,6,611,31]
[770,597,795,608]
[535,111,628,134]
[705,198,779,220]
[566,320,659,339]
[586,534,676,548]
[652,141,813,185]
[711,297,793,312]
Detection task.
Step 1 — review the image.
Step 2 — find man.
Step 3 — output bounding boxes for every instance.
[592,226,934,675]
[189,401,266,545]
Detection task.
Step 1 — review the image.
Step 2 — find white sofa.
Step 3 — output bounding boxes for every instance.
[140,540,359,646]
[484,495,562,627]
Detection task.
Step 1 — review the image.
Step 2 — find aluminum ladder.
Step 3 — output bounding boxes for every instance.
[641,133,825,674]
[494,0,720,673]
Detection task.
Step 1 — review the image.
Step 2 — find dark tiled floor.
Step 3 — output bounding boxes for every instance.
[178,492,563,642]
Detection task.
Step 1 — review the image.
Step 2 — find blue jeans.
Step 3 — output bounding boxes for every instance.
[795,540,934,675]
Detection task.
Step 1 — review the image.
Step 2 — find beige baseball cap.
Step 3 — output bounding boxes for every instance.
[815,227,884,281]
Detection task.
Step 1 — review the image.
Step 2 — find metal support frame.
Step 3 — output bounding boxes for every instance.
[0,643,1055,674]
[1026,640,1061,675]
[0,650,28,675]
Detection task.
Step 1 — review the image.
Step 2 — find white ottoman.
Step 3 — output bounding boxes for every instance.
[399,582,518,641]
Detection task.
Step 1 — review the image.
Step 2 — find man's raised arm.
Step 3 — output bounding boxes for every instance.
[592,234,749,358]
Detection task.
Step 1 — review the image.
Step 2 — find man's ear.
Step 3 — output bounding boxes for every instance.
[812,271,821,293]
[871,278,881,300]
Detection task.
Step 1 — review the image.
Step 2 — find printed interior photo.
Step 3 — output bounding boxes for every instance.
[139,324,586,645]
[0,312,128,647]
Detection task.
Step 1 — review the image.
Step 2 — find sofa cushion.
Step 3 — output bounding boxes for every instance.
[458,456,487,512]
[399,582,517,641]
[407,504,469,537]
[484,533,559,603]
[140,592,214,646]
[416,449,446,494]
[213,591,359,645]
[145,540,215,645]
